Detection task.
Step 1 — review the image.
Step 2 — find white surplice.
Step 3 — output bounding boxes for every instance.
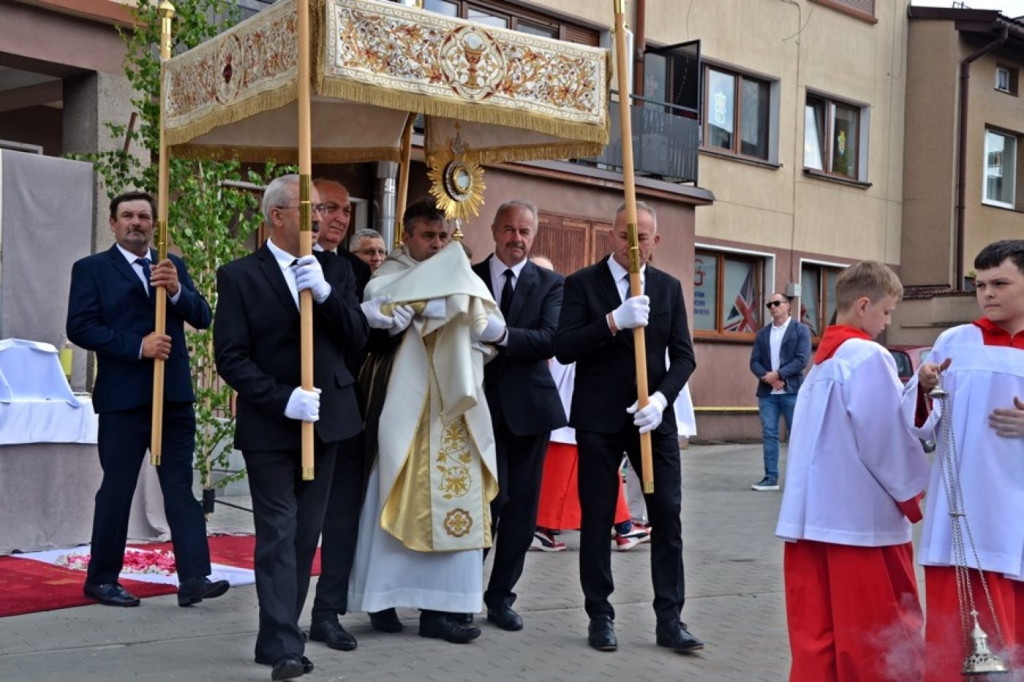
[776,338,931,547]
[905,324,1024,580]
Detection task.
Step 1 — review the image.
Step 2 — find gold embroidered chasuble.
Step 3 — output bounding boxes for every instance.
[366,243,499,552]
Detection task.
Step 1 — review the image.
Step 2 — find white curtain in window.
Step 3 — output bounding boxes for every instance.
[804,104,823,170]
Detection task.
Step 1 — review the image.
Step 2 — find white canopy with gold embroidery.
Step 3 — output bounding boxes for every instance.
[162,0,609,166]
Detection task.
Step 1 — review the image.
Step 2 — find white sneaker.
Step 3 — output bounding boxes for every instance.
[751,478,780,491]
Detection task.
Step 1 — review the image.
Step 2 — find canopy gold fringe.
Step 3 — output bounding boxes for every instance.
[170,144,402,164]
[164,87,296,149]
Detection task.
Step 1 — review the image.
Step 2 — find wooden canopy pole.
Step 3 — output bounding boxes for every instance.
[297,0,315,480]
[394,112,416,248]
[150,0,175,467]
[613,0,653,494]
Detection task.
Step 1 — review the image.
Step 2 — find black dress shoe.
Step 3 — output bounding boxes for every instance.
[419,613,481,643]
[656,620,705,653]
[369,608,404,633]
[256,653,313,674]
[309,619,357,651]
[454,612,475,624]
[177,577,230,607]
[270,653,305,681]
[486,604,524,631]
[83,582,140,607]
[588,615,617,651]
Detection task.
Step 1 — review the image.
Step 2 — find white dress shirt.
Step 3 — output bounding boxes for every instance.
[265,238,300,309]
[606,255,646,303]
[769,316,791,394]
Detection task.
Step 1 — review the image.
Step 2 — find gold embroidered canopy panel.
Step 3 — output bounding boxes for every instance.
[162,0,610,164]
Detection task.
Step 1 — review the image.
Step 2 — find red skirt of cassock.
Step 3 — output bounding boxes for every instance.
[535,442,629,531]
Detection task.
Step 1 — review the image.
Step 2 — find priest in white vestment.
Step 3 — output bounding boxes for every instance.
[349,200,502,644]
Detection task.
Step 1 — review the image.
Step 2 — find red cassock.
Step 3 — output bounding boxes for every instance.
[777,326,931,681]
[909,319,1024,681]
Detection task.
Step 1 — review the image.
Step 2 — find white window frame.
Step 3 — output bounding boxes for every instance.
[996,66,1012,94]
[983,128,1017,209]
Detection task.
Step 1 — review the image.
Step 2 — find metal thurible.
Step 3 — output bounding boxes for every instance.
[930,377,1010,677]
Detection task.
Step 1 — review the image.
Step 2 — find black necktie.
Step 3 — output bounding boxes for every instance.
[500,268,515,317]
[135,257,152,296]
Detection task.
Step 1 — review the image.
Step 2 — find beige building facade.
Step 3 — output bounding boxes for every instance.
[895,7,1024,346]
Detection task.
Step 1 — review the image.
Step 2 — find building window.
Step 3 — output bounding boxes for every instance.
[804,93,864,180]
[995,65,1018,95]
[693,251,765,336]
[984,129,1017,208]
[703,66,772,160]
[419,0,597,44]
[800,263,842,337]
[810,0,875,21]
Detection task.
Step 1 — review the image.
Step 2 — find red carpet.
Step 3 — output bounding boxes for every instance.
[0,535,321,619]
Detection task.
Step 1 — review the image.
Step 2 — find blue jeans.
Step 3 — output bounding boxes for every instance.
[758,393,797,483]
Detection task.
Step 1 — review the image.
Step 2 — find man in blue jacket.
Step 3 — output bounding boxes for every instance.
[748,292,811,491]
[67,191,228,608]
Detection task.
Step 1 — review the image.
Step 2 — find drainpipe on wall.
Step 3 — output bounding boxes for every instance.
[633,0,646,97]
[955,26,1008,290]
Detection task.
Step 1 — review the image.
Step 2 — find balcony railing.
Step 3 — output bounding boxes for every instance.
[576,93,700,185]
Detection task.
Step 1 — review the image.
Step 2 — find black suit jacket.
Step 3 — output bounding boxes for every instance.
[472,257,567,436]
[323,247,370,301]
[214,246,368,451]
[554,257,695,435]
[67,246,211,413]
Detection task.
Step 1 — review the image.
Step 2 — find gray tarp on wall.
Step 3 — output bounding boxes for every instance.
[0,150,93,390]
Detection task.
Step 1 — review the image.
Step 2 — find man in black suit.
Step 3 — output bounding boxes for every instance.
[554,201,704,654]
[471,200,565,631]
[67,191,229,610]
[214,174,383,680]
[306,178,373,652]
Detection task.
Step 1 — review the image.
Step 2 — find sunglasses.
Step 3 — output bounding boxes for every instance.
[766,300,786,309]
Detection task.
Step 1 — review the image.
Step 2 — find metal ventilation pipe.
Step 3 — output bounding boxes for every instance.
[376,161,398,247]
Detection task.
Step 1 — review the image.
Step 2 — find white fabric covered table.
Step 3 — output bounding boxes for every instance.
[0,339,97,445]
[0,339,168,554]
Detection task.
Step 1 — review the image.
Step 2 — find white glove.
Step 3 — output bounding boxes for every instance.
[294,255,331,304]
[284,386,321,422]
[421,298,446,319]
[472,313,506,343]
[611,295,650,330]
[626,391,667,434]
[360,296,395,330]
[388,304,415,336]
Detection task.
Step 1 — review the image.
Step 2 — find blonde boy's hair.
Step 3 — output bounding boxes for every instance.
[834,261,903,312]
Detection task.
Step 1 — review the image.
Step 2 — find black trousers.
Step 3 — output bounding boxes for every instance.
[311,432,364,622]
[245,442,336,662]
[576,425,684,622]
[87,403,210,585]
[484,419,550,609]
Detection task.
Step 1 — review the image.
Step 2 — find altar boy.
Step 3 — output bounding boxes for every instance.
[775,261,930,681]
[909,239,1024,681]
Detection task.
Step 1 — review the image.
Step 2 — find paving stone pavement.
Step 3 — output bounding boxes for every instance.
[0,443,794,681]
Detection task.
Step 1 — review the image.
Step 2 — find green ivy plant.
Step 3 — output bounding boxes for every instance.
[77,0,289,502]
